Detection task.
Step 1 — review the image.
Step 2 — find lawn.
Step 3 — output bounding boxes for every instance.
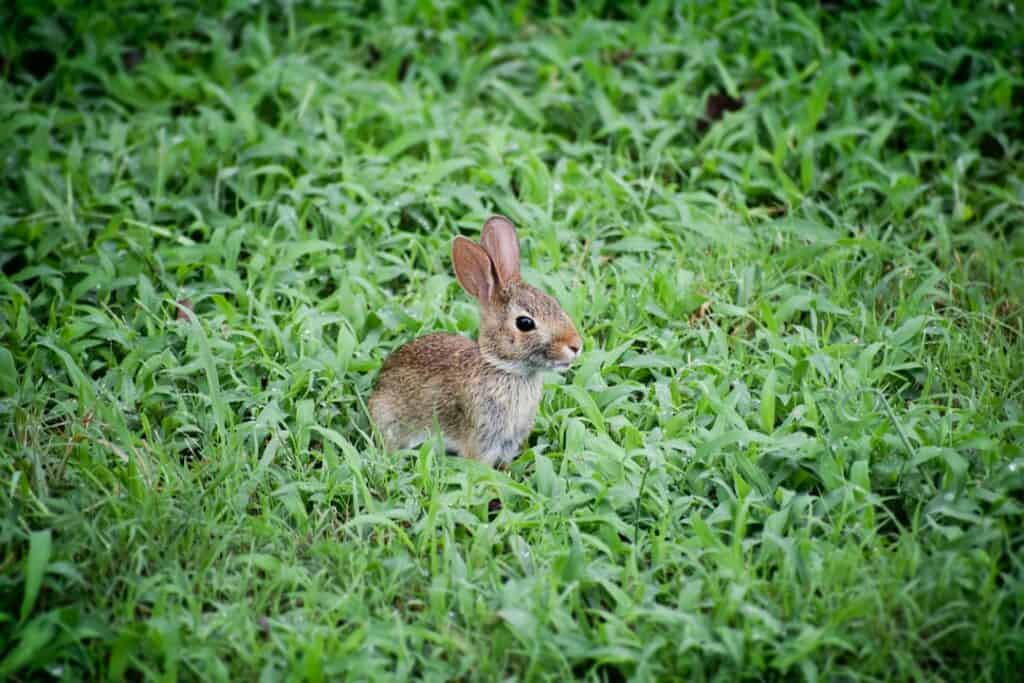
[2,1,1023,680]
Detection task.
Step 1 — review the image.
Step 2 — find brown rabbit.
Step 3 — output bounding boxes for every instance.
[369,216,582,468]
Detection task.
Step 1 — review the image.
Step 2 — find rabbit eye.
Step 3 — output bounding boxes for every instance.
[515,316,536,332]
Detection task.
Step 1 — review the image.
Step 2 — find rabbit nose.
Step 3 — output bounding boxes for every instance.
[565,334,582,356]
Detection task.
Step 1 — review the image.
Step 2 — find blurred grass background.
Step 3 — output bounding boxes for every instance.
[1,0,1023,680]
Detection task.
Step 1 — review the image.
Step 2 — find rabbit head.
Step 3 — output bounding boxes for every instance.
[452,216,582,376]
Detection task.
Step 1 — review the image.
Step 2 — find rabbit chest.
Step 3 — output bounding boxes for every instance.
[473,373,543,466]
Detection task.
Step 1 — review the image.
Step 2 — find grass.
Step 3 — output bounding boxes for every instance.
[1,0,1023,679]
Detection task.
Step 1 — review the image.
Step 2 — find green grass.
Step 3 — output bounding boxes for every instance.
[2,0,1023,679]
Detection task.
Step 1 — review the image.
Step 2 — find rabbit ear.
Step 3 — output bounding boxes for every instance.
[452,236,497,302]
[480,215,521,285]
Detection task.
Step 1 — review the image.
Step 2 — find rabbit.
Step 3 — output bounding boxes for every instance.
[369,215,582,468]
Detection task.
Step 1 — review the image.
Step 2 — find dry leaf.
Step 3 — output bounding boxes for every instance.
[690,300,713,324]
